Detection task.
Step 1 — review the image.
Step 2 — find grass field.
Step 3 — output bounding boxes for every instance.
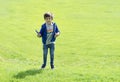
[0,0,120,82]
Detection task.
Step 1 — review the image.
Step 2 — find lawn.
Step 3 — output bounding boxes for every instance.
[0,0,120,82]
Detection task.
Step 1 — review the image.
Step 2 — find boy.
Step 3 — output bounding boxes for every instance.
[37,12,60,69]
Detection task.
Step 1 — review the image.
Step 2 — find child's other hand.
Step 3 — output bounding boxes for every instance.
[55,32,60,38]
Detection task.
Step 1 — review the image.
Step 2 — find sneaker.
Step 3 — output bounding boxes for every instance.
[41,64,46,69]
[51,65,54,69]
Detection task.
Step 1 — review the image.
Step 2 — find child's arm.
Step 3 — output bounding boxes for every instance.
[54,24,60,38]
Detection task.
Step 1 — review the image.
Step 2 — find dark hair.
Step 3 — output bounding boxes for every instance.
[44,12,53,19]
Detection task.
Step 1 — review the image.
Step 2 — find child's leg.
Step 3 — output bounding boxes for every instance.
[49,43,55,66]
[43,44,48,66]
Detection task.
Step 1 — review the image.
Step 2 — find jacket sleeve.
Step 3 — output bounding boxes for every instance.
[39,25,44,36]
[55,24,60,33]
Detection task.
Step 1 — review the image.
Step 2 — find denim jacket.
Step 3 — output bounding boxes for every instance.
[39,23,60,44]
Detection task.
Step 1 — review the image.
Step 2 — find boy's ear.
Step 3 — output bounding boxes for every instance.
[51,17,53,20]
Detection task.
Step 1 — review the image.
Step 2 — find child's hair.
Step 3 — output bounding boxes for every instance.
[44,12,54,19]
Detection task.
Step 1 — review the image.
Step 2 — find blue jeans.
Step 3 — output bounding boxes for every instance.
[43,43,55,66]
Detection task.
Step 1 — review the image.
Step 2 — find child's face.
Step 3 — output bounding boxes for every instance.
[45,17,53,25]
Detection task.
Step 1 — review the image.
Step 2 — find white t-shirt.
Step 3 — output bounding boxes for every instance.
[46,23,54,45]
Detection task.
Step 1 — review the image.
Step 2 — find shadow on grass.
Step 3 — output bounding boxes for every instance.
[13,69,43,79]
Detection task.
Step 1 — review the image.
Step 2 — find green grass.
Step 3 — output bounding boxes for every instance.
[0,0,120,82]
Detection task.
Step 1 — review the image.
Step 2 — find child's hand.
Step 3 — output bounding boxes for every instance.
[55,32,60,38]
[35,30,41,38]
[37,33,41,38]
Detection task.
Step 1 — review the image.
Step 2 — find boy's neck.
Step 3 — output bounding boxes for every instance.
[46,22,53,25]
